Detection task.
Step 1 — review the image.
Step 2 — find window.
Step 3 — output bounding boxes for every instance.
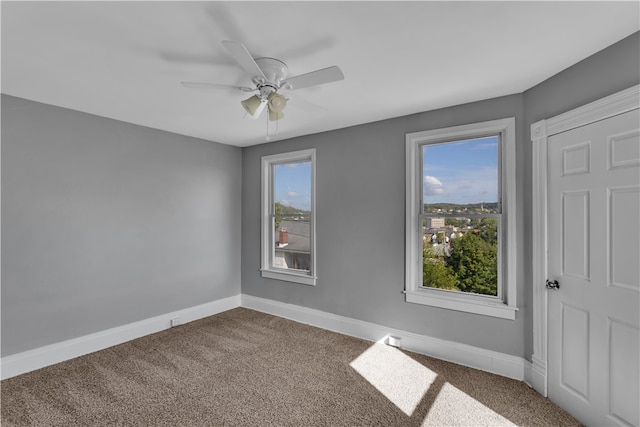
[261,149,316,285]
[405,118,517,319]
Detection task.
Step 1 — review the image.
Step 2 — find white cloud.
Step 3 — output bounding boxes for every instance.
[424,175,444,196]
[287,191,298,198]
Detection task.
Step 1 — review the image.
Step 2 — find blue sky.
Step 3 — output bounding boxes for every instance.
[274,161,311,211]
[422,136,499,204]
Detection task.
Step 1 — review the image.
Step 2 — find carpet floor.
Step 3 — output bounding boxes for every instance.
[1,307,581,426]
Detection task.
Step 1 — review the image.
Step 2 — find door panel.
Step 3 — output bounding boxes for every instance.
[609,129,640,169]
[561,303,590,401]
[609,186,639,291]
[608,319,640,426]
[548,108,640,426]
[562,191,590,280]
[562,141,591,176]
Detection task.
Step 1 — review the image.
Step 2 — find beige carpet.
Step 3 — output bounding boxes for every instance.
[1,307,581,426]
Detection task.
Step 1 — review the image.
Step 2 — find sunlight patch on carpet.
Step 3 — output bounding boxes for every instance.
[350,341,437,416]
[422,382,517,426]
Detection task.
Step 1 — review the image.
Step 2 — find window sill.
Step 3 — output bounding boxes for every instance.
[261,269,317,286]
[405,288,517,320]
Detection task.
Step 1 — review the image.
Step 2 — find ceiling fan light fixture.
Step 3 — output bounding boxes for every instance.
[241,95,267,119]
[185,40,343,130]
[267,92,287,113]
[268,109,284,121]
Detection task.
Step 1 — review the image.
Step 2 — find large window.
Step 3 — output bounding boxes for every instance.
[261,149,316,285]
[405,118,517,319]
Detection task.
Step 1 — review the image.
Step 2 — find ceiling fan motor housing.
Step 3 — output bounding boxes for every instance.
[253,57,288,88]
[258,84,277,99]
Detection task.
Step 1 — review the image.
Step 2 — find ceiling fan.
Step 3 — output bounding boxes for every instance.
[181,40,344,122]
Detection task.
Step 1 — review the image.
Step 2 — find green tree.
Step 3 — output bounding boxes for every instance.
[423,245,458,290]
[446,232,497,295]
[477,217,498,245]
[274,202,283,230]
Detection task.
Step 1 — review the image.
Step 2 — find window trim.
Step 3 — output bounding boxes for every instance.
[261,149,316,286]
[405,118,517,320]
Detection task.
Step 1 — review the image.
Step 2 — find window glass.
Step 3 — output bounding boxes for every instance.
[272,161,312,273]
[421,136,500,297]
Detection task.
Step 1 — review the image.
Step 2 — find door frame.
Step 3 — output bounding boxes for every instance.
[530,84,639,397]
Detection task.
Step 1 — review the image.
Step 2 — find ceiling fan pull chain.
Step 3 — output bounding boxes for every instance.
[265,112,271,141]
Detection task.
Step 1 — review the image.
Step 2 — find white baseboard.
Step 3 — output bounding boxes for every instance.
[3,293,534,384]
[524,356,547,396]
[241,294,526,381]
[1,294,241,380]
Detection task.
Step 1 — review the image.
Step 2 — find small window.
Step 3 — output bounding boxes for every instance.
[405,118,517,319]
[261,149,316,285]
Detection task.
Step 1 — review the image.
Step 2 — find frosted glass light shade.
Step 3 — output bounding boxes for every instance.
[268,109,284,121]
[241,95,267,118]
[268,92,287,113]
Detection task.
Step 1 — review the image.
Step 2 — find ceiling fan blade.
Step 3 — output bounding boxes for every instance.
[181,82,255,92]
[282,66,344,91]
[290,96,328,113]
[221,40,267,81]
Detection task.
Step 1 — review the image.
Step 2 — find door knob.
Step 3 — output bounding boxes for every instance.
[546,279,560,290]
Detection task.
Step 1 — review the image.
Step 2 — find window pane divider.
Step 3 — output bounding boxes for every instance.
[422,213,501,218]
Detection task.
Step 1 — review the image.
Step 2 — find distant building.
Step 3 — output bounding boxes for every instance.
[274,220,311,271]
[426,217,445,229]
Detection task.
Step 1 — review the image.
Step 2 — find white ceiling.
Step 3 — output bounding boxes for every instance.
[2,2,638,147]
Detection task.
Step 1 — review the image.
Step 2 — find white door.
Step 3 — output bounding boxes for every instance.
[547,108,640,426]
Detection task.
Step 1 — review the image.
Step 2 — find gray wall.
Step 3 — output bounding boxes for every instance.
[242,94,527,357]
[242,32,640,359]
[1,95,242,356]
[524,32,640,127]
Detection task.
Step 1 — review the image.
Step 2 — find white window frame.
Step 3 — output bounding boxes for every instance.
[261,149,317,286]
[405,118,517,320]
